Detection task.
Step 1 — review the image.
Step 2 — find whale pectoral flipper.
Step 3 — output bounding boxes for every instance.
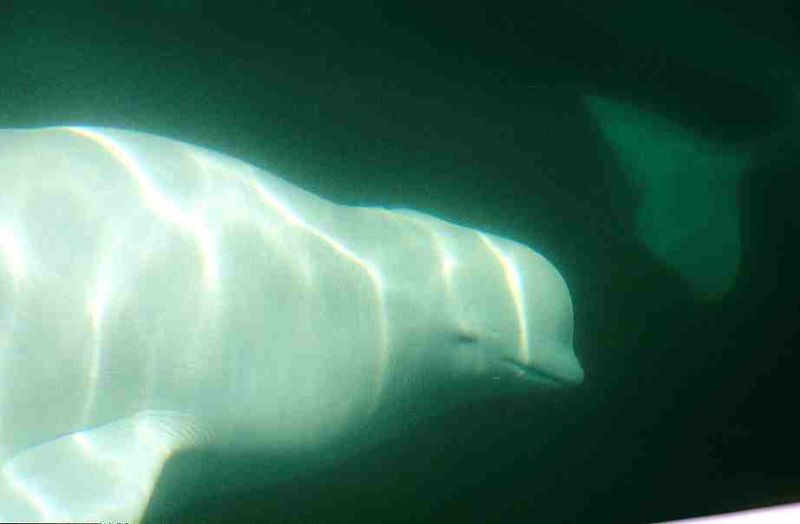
[0,411,200,523]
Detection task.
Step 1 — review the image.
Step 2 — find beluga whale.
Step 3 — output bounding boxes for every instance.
[0,126,583,522]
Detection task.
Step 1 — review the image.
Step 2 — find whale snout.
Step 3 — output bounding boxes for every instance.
[497,344,584,387]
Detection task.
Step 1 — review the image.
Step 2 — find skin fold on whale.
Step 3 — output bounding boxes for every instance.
[0,126,583,522]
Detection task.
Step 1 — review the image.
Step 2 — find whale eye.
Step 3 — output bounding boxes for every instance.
[456,331,479,345]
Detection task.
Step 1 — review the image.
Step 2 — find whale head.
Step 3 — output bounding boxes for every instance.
[452,232,584,389]
[381,209,583,410]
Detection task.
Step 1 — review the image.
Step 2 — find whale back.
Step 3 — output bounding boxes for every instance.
[0,127,388,456]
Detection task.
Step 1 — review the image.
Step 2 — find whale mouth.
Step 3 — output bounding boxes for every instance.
[492,357,577,387]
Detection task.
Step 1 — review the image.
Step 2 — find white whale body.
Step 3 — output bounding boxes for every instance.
[0,127,582,522]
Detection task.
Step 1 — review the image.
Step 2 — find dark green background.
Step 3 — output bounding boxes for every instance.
[1,2,798,522]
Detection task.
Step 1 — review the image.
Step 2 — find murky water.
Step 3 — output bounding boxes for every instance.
[1,3,798,522]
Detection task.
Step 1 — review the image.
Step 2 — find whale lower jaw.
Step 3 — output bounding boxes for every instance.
[492,357,581,387]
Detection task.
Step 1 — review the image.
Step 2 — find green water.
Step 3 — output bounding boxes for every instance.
[0,2,797,522]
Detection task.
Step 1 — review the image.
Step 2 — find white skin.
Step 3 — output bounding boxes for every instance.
[0,127,582,522]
